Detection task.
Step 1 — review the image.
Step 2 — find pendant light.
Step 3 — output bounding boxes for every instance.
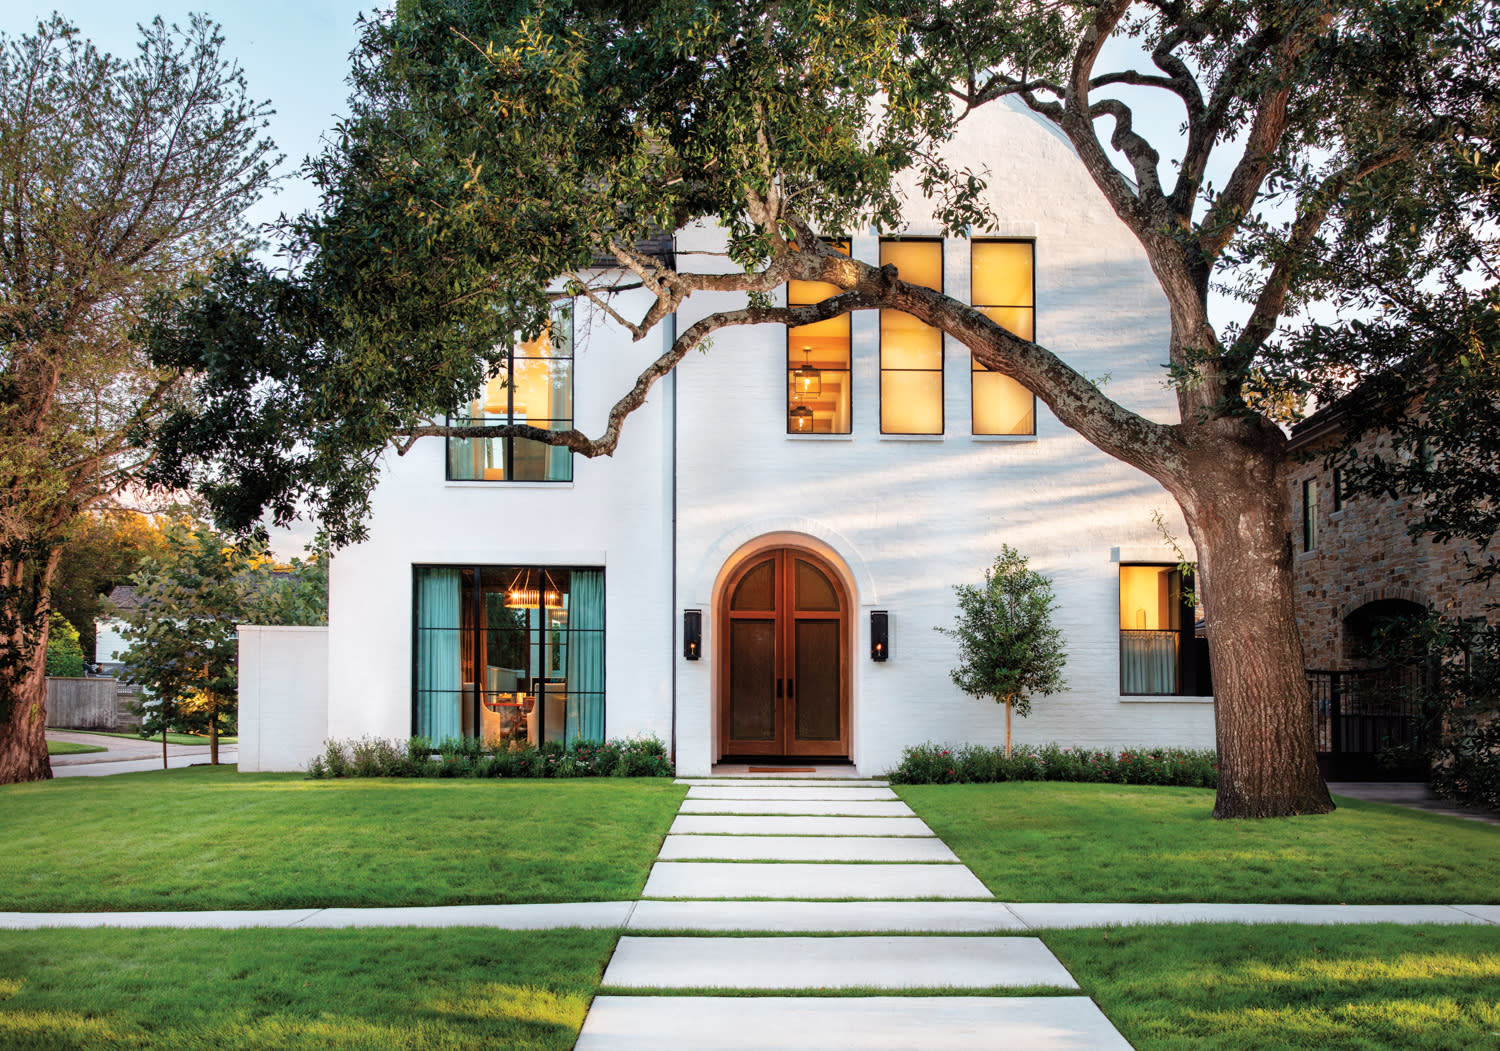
[789,404,814,432]
[793,346,822,395]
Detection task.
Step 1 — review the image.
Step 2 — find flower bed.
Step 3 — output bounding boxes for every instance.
[889,741,1217,787]
[306,734,674,779]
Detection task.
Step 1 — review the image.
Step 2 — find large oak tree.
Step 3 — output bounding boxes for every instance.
[0,15,275,783]
[150,0,1498,816]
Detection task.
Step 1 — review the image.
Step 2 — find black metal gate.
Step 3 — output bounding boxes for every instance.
[1307,668,1426,781]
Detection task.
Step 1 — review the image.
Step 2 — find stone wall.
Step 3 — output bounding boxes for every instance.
[1287,431,1492,670]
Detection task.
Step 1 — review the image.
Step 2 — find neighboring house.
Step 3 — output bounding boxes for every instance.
[94,585,142,675]
[240,100,1218,775]
[1286,400,1491,778]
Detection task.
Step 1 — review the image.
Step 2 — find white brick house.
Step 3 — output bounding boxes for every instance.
[240,99,1217,775]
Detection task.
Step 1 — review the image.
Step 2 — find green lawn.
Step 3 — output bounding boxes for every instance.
[1045,923,1500,1051]
[0,766,686,912]
[0,927,614,1050]
[63,730,239,746]
[45,741,105,756]
[896,782,1500,903]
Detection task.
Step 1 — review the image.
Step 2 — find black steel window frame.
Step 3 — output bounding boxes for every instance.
[969,238,1037,436]
[786,238,853,435]
[1118,563,1212,697]
[445,305,574,482]
[1302,478,1318,551]
[410,563,605,742]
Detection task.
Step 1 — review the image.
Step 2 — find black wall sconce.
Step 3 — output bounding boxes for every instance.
[683,610,702,660]
[870,610,889,662]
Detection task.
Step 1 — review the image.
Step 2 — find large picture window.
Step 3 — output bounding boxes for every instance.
[1119,564,1211,696]
[447,305,573,481]
[880,239,944,434]
[413,565,605,745]
[970,240,1036,435]
[787,241,851,434]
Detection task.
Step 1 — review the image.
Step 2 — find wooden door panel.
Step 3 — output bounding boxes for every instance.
[792,618,840,742]
[728,619,778,742]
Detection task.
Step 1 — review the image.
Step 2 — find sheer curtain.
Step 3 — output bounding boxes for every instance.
[565,570,606,743]
[1120,631,1178,695]
[415,569,463,739]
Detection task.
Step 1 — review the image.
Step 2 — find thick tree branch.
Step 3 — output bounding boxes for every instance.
[1059,0,1158,235]
[1230,144,1414,365]
[392,291,879,456]
[880,278,1185,482]
[1171,24,1281,217]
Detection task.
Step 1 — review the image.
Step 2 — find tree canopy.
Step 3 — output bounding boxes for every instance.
[0,14,277,782]
[145,0,1500,816]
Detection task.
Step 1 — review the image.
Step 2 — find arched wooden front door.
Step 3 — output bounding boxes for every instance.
[719,548,850,758]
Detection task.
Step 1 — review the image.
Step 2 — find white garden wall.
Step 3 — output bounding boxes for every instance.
[238,625,329,772]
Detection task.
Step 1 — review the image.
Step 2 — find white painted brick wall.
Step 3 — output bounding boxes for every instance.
[322,98,1217,777]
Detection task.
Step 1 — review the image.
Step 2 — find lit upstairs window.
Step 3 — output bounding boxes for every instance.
[879,238,944,434]
[787,241,852,434]
[447,304,574,482]
[970,240,1036,436]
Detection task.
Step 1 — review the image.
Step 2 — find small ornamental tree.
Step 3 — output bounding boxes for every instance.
[121,522,255,765]
[937,547,1067,757]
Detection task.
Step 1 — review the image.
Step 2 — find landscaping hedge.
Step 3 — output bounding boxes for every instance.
[306,734,675,779]
[889,741,1218,787]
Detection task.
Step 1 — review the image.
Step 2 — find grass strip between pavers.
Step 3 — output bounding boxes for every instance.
[0,927,616,1051]
[1042,922,1500,1051]
[0,767,686,912]
[895,781,1500,904]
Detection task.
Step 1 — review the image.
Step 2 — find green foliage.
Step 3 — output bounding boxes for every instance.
[43,613,85,677]
[50,509,174,660]
[1368,611,1500,812]
[0,13,275,742]
[121,522,255,740]
[935,546,1066,717]
[890,741,1218,788]
[306,734,675,779]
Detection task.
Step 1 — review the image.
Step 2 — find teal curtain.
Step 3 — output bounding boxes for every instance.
[1121,631,1178,695]
[415,569,463,739]
[565,570,605,743]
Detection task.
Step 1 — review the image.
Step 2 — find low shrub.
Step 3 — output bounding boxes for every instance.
[305,734,675,780]
[888,741,1218,787]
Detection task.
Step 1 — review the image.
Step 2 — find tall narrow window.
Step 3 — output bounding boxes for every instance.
[447,304,574,481]
[1302,478,1318,551]
[970,240,1036,435]
[787,241,851,434]
[879,239,944,434]
[1119,565,1211,696]
[413,565,604,747]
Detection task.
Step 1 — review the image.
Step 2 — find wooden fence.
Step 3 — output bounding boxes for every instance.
[45,677,139,731]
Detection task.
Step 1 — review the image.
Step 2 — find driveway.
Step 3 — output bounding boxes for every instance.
[47,730,238,777]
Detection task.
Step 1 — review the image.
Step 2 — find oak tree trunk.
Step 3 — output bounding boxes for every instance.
[0,621,53,785]
[1180,429,1333,818]
[209,714,219,766]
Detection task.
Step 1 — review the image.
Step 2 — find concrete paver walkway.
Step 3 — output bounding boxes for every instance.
[577,777,1132,1050]
[577,996,1133,1051]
